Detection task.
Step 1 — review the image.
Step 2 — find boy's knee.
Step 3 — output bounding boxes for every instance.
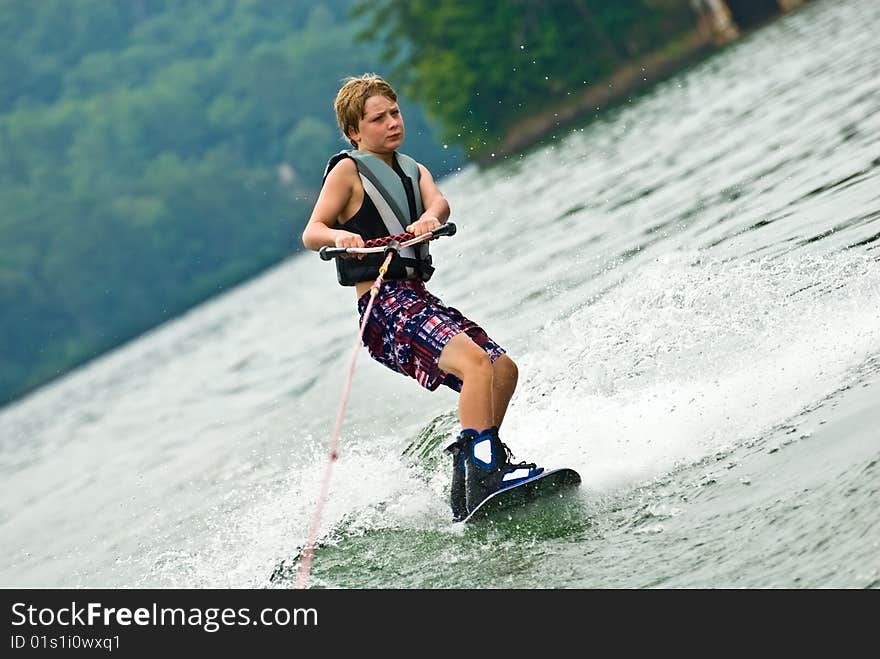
[460,347,492,378]
[471,348,494,371]
[494,354,518,381]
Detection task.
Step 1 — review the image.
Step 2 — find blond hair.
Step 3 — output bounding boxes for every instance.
[334,74,398,148]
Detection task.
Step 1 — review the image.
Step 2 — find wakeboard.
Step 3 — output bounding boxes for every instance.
[462,467,581,524]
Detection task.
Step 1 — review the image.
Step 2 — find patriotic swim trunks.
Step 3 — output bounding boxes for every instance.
[356,279,505,392]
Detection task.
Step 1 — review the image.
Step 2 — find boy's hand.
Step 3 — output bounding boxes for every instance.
[406,215,442,237]
[334,230,366,259]
[334,230,365,249]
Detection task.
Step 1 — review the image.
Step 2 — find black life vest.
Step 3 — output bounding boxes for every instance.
[323,150,434,286]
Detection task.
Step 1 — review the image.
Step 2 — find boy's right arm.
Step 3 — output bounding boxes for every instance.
[301,159,366,251]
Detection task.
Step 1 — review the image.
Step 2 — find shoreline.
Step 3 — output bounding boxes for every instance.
[478,30,718,166]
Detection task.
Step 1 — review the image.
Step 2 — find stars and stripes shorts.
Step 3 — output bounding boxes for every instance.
[356,279,505,392]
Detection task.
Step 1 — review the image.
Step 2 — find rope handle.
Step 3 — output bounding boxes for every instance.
[319,223,457,261]
[364,232,415,248]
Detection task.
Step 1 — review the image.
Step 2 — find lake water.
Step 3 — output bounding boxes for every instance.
[1,0,878,588]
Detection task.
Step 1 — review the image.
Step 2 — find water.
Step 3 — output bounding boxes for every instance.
[2,0,878,588]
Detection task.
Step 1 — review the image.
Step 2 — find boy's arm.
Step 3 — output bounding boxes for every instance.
[408,163,451,237]
[301,159,366,251]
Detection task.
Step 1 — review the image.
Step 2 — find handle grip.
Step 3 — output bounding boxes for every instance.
[318,222,456,261]
[319,246,344,261]
[430,222,457,238]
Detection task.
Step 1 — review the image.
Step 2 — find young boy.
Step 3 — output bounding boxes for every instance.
[301,74,542,521]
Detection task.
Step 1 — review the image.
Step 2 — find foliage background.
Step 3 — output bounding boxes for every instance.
[1,0,697,405]
[353,0,694,155]
[0,0,459,404]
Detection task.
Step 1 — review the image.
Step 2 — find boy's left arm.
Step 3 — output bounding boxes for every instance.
[407,163,451,236]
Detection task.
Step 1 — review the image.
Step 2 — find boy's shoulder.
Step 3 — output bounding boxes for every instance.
[323,152,358,184]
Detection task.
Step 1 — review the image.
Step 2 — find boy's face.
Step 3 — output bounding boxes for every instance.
[350,94,404,154]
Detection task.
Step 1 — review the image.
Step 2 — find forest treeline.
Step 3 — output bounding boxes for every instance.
[0,0,458,406]
[352,0,696,155]
[1,0,698,406]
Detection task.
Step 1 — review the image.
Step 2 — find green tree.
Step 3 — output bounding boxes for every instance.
[0,0,460,406]
[352,0,694,155]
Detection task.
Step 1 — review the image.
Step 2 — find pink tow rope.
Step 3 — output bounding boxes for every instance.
[294,249,394,589]
[297,224,455,588]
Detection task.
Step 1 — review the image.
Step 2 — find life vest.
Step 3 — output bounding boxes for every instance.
[323,150,434,286]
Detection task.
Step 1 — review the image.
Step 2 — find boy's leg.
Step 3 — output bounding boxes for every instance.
[437,332,495,431]
[437,334,519,430]
[438,332,495,521]
[439,333,542,517]
[490,354,518,428]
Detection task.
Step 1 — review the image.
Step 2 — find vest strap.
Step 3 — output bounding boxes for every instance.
[360,175,419,276]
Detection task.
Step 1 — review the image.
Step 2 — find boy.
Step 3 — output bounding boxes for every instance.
[301,74,542,521]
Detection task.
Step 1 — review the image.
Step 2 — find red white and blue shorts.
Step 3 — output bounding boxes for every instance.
[357,279,505,392]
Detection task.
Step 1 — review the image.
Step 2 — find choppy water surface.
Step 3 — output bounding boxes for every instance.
[1,0,878,588]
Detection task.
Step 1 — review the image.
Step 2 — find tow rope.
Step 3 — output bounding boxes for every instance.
[295,223,456,589]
